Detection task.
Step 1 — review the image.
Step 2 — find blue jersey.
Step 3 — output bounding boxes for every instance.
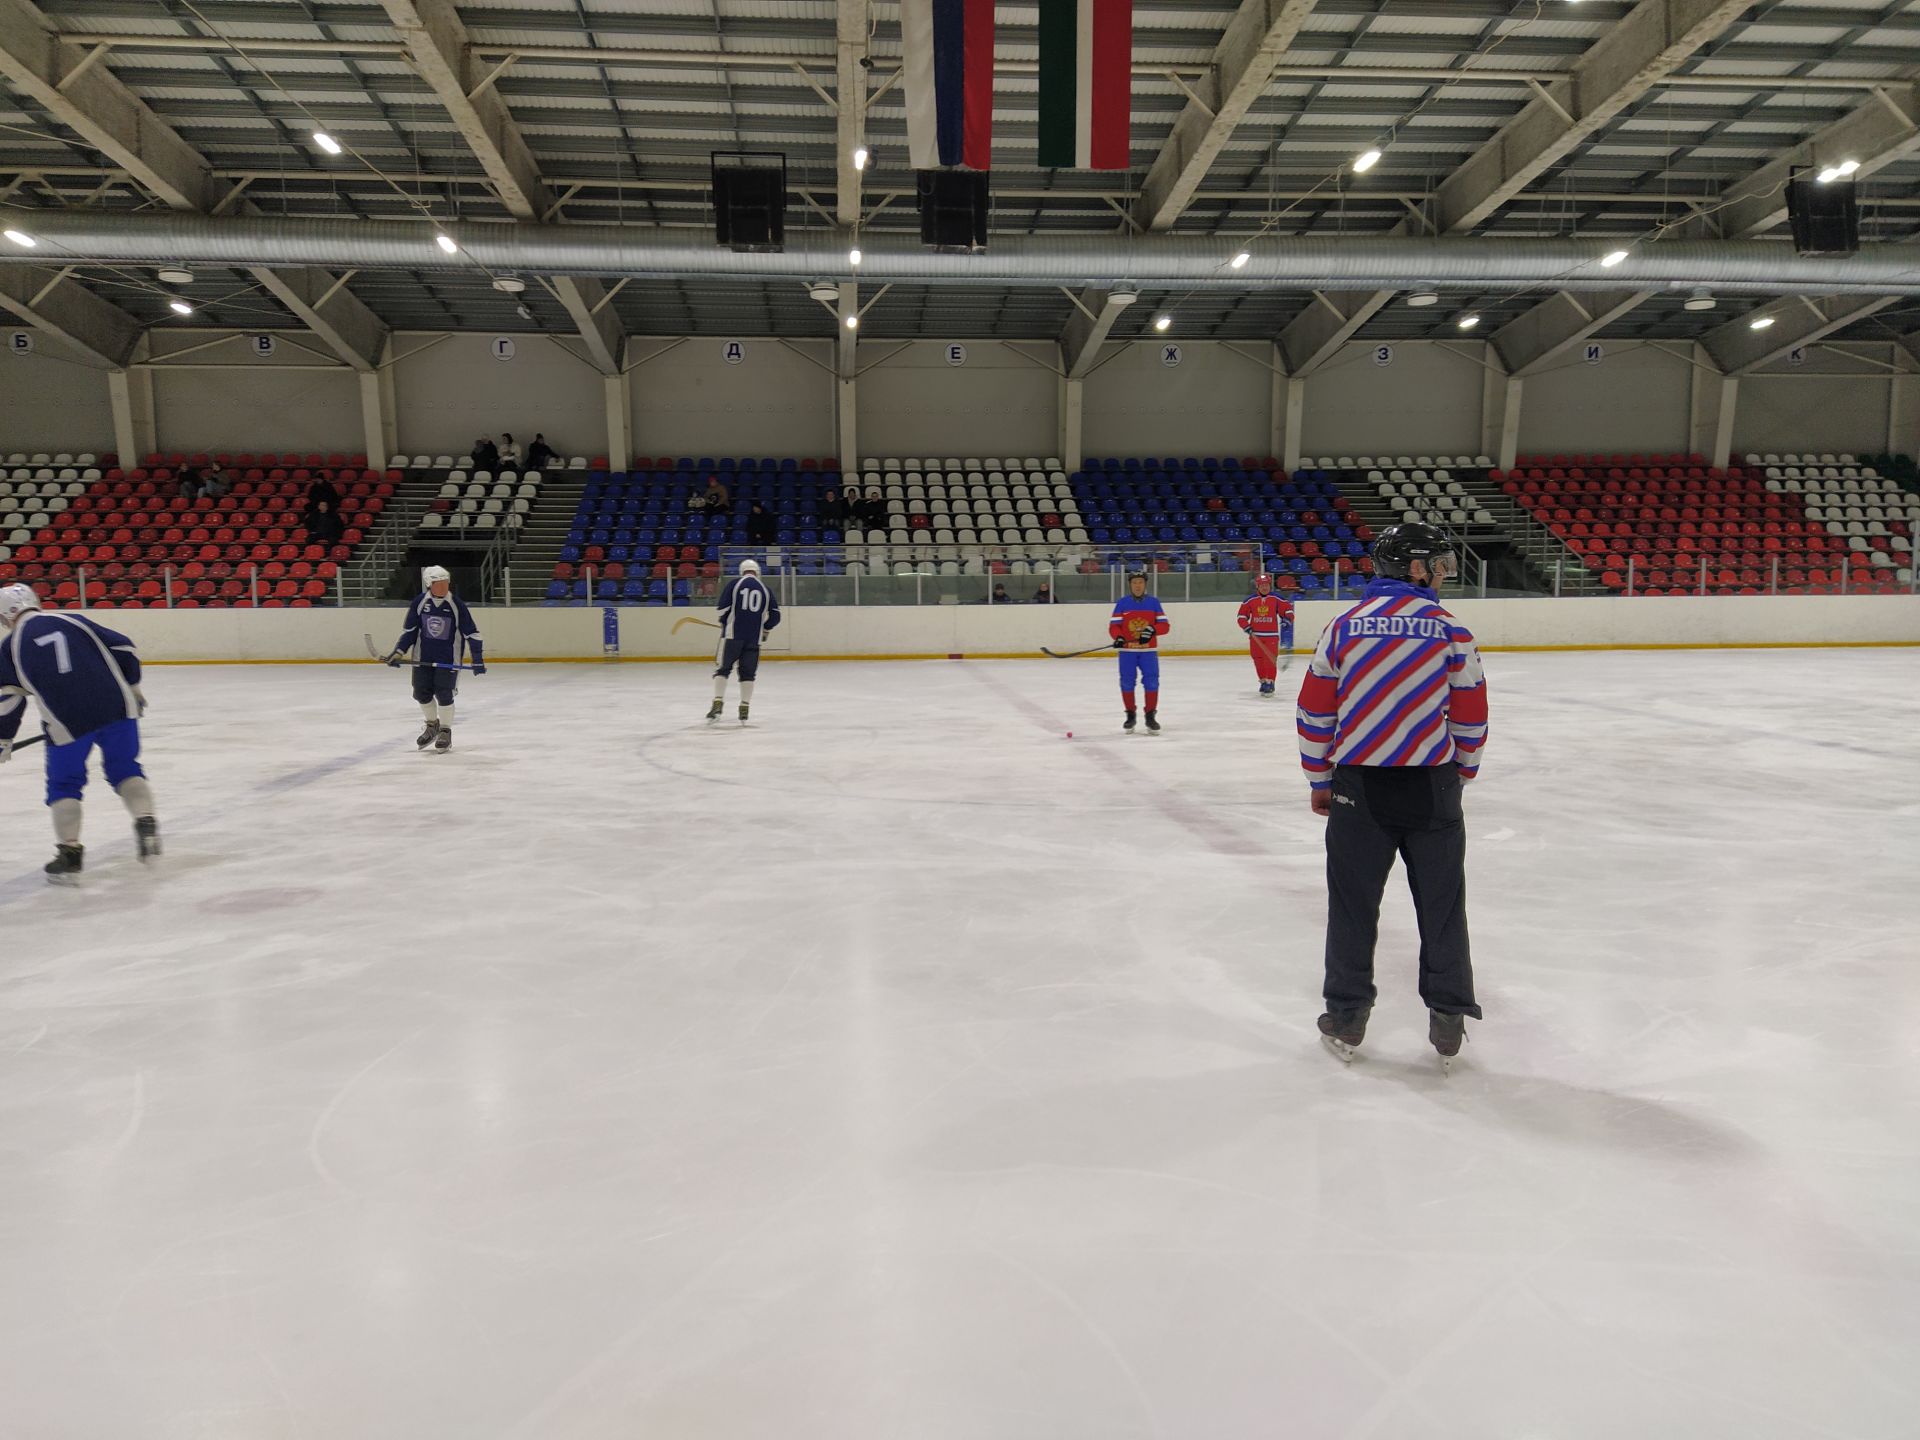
[717,575,780,646]
[395,592,483,667]
[0,611,144,746]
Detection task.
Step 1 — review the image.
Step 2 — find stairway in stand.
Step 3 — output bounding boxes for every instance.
[505,473,588,605]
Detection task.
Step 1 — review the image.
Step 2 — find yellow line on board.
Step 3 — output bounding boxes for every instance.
[143,636,1918,668]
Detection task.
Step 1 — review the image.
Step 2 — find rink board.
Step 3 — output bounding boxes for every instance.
[89,593,1920,665]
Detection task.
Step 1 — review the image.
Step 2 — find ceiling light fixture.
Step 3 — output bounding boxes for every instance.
[435,233,457,255]
[848,246,862,266]
[3,229,36,248]
[1749,314,1776,330]
[852,146,869,171]
[845,313,859,329]
[168,299,194,316]
[492,276,526,294]
[807,280,839,302]
[157,266,194,285]
[1353,148,1382,174]
[1683,288,1716,312]
[1153,313,1172,331]
[312,130,342,156]
[1600,249,1629,268]
[1106,284,1140,307]
[1230,250,1251,270]
[1406,289,1439,307]
[1457,313,1481,330]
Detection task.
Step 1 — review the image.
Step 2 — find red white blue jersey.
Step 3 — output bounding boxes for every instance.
[0,611,144,746]
[1108,594,1170,649]
[1295,578,1488,790]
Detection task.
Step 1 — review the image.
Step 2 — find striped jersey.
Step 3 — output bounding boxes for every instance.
[1295,578,1488,790]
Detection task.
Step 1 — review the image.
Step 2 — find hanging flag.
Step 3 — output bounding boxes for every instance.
[1037,0,1133,170]
[902,0,995,170]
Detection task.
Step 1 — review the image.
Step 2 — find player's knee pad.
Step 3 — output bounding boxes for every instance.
[434,680,457,707]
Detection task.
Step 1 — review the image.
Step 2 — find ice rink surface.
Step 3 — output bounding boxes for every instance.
[2,646,1918,1439]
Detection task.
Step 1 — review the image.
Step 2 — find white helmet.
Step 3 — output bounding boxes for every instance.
[421,565,451,588]
[0,582,41,627]
[738,558,761,576]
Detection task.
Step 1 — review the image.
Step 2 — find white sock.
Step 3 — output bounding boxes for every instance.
[438,704,453,731]
[712,674,728,701]
[114,776,154,820]
[420,701,438,723]
[739,681,755,706]
[51,798,82,845]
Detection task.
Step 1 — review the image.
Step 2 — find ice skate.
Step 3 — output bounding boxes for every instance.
[433,726,453,754]
[1143,709,1161,734]
[705,699,724,722]
[1430,1011,1467,1074]
[1259,680,1274,697]
[1317,1008,1369,1064]
[44,843,83,887]
[738,703,750,724]
[416,720,440,749]
[1122,711,1137,734]
[134,816,161,862]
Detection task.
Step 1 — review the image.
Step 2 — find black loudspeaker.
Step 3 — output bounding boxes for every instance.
[917,170,989,251]
[711,152,786,252]
[1787,176,1859,256]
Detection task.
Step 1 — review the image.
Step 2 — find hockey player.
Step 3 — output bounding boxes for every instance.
[0,583,160,883]
[1108,572,1170,733]
[1295,523,1488,1071]
[383,565,484,753]
[706,558,781,724]
[1236,572,1295,696]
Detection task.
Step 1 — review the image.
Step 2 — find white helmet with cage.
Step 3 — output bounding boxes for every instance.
[421,565,451,589]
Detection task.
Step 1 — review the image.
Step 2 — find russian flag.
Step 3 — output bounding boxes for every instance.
[902,0,995,170]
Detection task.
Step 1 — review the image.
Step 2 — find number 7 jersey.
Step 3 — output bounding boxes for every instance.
[0,611,145,745]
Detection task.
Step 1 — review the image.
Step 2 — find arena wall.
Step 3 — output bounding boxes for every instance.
[94,596,1920,666]
[0,341,115,452]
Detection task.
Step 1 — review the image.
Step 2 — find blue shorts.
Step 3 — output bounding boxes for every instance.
[1118,651,1160,694]
[45,717,144,806]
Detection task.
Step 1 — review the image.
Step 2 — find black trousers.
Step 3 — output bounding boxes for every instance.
[411,665,456,707]
[1323,764,1480,1018]
[714,639,760,683]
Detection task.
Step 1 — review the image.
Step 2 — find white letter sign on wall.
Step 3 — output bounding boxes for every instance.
[946,343,967,367]
[251,334,277,358]
[1372,345,1393,367]
[8,330,32,355]
[1584,342,1604,365]
[1161,343,1182,367]
[491,336,517,362]
[1788,345,1807,367]
[723,340,746,365]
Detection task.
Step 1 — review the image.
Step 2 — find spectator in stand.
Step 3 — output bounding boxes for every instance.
[819,486,849,529]
[304,498,345,550]
[499,433,522,469]
[304,473,342,520]
[471,435,499,471]
[990,582,1011,604]
[525,433,556,471]
[1033,581,1053,604]
[746,502,778,546]
[201,461,230,500]
[862,486,886,530]
[176,463,204,500]
[702,474,732,512]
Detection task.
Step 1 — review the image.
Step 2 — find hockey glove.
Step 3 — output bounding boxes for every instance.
[472,662,488,676]
[133,685,147,716]
[1111,636,1126,649]
[1135,626,1156,645]
[385,652,403,667]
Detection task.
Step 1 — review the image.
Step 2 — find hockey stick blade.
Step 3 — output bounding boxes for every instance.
[1041,644,1116,659]
[672,616,722,634]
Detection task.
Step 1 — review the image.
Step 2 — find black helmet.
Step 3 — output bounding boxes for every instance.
[1371,522,1455,581]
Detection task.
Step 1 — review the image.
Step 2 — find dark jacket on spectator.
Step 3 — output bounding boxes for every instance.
[525,434,556,471]
[305,477,343,517]
[746,504,778,545]
[305,501,345,548]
